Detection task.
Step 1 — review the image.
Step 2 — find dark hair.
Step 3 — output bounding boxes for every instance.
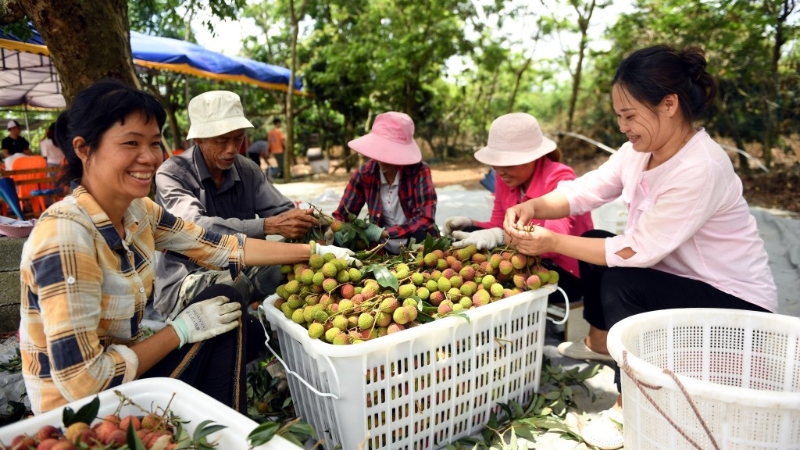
[546,148,562,163]
[55,80,166,187]
[45,123,55,140]
[612,45,717,123]
[272,118,282,125]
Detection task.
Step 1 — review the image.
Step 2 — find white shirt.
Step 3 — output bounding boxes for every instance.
[380,170,408,253]
[557,129,777,312]
[3,153,29,170]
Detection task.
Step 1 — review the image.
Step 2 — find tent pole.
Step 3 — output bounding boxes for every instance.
[23,103,31,145]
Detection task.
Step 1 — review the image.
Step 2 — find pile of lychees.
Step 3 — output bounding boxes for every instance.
[273,243,558,345]
[2,394,223,450]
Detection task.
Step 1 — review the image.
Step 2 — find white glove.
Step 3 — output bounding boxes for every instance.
[315,243,362,267]
[443,216,473,236]
[167,296,242,349]
[451,228,504,251]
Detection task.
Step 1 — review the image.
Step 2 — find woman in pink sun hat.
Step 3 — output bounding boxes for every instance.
[333,112,438,253]
[443,112,593,306]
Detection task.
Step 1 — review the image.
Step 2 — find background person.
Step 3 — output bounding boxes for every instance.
[267,118,285,178]
[19,80,355,415]
[2,119,31,160]
[40,123,65,168]
[333,112,438,253]
[247,137,268,172]
[443,112,593,304]
[504,45,776,449]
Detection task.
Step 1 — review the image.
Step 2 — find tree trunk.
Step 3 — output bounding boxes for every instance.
[566,0,596,132]
[285,0,307,180]
[19,0,138,103]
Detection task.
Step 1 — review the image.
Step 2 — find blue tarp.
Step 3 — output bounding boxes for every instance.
[0,25,301,108]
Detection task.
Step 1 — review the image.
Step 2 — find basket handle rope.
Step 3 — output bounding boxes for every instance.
[621,350,720,450]
[256,307,341,400]
[545,286,570,325]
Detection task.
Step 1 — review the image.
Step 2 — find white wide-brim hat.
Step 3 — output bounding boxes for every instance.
[186,91,254,139]
[348,112,422,166]
[474,113,556,167]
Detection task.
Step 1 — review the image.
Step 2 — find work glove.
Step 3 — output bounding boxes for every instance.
[443,216,473,237]
[364,223,384,243]
[313,242,363,267]
[451,228,505,251]
[167,296,242,349]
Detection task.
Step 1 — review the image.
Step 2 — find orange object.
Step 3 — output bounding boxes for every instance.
[10,156,50,215]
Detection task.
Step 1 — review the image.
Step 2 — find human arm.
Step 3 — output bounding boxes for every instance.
[21,215,146,401]
[263,208,319,239]
[385,164,438,239]
[506,226,613,266]
[504,190,572,231]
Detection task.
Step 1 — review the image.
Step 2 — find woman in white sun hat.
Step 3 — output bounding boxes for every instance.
[444,112,593,305]
[333,112,438,254]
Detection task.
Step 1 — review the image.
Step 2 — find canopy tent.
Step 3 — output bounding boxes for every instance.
[0,25,302,109]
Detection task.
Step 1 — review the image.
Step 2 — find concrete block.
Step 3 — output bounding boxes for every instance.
[0,272,20,307]
[0,305,19,334]
[0,238,26,272]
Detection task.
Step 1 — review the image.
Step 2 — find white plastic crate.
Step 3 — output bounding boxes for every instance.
[0,377,298,449]
[260,287,552,449]
[607,309,800,450]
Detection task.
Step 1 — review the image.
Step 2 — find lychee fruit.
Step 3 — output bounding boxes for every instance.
[321,262,338,278]
[472,290,491,307]
[511,253,527,270]
[490,283,504,298]
[322,278,338,293]
[526,275,542,290]
[308,323,325,339]
[358,313,374,330]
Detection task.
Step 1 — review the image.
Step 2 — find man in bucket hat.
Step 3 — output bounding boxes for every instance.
[332,111,438,253]
[2,119,31,159]
[443,112,593,305]
[154,91,318,348]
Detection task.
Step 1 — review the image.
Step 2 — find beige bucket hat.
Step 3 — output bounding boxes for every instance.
[186,91,254,139]
[474,113,556,167]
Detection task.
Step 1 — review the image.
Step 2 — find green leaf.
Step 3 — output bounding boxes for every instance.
[192,420,227,441]
[513,423,538,442]
[416,313,435,323]
[248,421,280,447]
[284,422,317,438]
[127,420,147,450]
[453,312,471,323]
[279,432,304,447]
[63,396,100,427]
[510,401,524,418]
[370,265,399,291]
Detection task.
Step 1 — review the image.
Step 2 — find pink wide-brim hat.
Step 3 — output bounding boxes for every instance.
[348,112,422,166]
[474,113,556,167]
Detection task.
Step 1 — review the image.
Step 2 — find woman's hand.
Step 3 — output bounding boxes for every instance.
[504,225,557,256]
[504,201,535,231]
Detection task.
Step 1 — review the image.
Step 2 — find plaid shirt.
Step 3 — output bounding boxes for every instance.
[19,186,245,414]
[333,160,438,240]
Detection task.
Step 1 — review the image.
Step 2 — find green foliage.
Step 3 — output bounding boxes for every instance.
[445,358,601,449]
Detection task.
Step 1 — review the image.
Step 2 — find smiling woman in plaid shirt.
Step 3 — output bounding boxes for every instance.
[333,112,438,254]
[18,81,357,415]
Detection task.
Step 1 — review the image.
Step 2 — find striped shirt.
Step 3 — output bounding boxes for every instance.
[333,160,438,240]
[19,186,245,414]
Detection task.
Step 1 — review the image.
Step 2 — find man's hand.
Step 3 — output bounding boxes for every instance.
[264,208,319,239]
[451,228,504,251]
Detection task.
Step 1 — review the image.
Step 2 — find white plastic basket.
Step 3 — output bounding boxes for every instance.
[607,309,800,450]
[260,287,554,449]
[0,377,298,449]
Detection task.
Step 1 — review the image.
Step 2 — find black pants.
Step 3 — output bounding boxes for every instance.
[141,284,248,413]
[247,153,261,167]
[579,229,770,390]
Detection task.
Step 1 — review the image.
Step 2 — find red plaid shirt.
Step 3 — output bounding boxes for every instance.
[334,160,438,240]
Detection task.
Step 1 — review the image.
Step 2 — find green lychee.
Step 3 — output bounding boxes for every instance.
[291,309,305,324]
[416,287,430,300]
[332,315,349,331]
[535,269,550,284]
[423,252,438,267]
[481,275,496,290]
[460,281,477,297]
[322,252,336,263]
[393,307,412,325]
[280,264,293,274]
[308,323,325,339]
[490,283,504,298]
[398,284,416,299]
[325,327,342,343]
[489,254,503,269]
[322,278,338,293]
[437,277,452,292]
[459,297,473,309]
[309,254,324,270]
[380,297,399,313]
[511,254,527,270]
[548,270,559,285]
[284,280,300,295]
[312,271,325,286]
[411,272,425,286]
[426,279,439,293]
[338,300,355,313]
[286,294,303,309]
[336,270,350,284]
[499,260,514,275]
[299,269,315,285]
[513,274,526,289]
[436,258,448,271]
[348,268,362,283]
[321,262,338,278]
[332,333,350,345]
[358,313,374,330]
[375,311,393,327]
